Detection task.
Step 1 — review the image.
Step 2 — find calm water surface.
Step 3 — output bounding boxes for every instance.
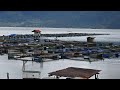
[0,27,120,79]
[0,54,120,79]
[0,27,120,42]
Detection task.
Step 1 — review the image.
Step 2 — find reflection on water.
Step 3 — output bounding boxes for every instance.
[0,54,120,79]
[40,62,43,69]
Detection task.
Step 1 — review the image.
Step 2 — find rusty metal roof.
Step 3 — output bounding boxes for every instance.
[32,30,41,33]
[48,67,101,79]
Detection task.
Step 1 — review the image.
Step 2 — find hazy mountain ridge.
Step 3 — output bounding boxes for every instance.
[0,11,120,28]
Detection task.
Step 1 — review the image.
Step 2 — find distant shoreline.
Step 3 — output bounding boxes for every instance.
[0,27,120,29]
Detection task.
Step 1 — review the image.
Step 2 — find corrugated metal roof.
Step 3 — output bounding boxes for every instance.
[49,67,101,79]
[32,30,41,33]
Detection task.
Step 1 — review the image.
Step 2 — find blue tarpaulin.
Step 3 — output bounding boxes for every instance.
[9,34,16,36]
[102,54,110,58]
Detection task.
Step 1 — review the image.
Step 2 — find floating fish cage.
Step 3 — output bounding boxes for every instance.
[8,54,15,59]
[52,55,59,60]
[32,56,43,63]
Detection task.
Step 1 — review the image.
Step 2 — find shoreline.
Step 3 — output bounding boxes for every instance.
[0,27,120,30]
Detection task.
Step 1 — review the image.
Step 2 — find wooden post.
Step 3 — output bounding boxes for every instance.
[56,76,59,79]
[95,74,97,79]
[95,73,99,79]
[96,73,99,79]
[39,72,41,79]
[97,74,98,79]
[22,61,25,71]
[22,61,27,71]
[7,73,9,79]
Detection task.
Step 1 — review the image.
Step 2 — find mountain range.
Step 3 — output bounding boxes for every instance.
[0,11,120,28]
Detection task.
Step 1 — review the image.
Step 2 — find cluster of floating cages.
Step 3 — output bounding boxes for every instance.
[3,37,119,61]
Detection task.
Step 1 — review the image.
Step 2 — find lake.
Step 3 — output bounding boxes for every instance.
[0,27,120,42]
[0,54,120,79]
[0,27,120,79]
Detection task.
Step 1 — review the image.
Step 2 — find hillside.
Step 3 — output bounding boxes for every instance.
[0,11,120,28]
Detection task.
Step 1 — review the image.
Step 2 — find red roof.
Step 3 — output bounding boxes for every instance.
[32,30,41,33]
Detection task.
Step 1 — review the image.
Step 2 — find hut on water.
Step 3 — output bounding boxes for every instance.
[48,67,101,79]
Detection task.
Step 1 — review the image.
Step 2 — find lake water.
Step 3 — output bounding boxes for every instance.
[0,27,120,42]
[0,27,120,79]
[0,54,120,79]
